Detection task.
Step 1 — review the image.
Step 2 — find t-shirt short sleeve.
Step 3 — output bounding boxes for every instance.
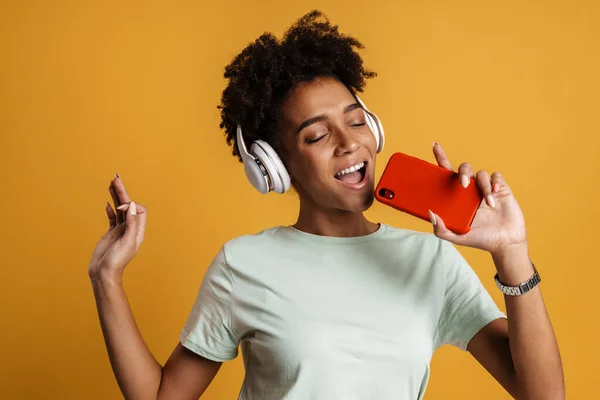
[433,239,506,351]
[179,246,239,362]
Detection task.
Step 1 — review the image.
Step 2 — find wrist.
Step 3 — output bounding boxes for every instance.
[89,267,123,286]
[491,242,534,286]
[491,241,529,264]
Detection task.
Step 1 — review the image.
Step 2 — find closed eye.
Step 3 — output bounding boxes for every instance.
[306,133,328,144]
[306,122,366,144]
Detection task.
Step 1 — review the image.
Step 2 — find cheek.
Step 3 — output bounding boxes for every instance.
[362,129,378,153]
[288,153,331,186]
[310,153,334,181]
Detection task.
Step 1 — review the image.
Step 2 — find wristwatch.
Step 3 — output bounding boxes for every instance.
[494,263,541,296]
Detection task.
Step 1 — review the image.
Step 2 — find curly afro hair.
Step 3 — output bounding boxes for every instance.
[218,10,377,163]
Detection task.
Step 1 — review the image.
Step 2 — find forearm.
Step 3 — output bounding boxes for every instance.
[492,245,565,399]
[90,272,163,400]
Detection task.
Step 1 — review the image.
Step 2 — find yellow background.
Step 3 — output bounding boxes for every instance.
[1,0,597,398]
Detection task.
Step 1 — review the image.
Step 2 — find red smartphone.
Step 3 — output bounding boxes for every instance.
[374,152,483,234]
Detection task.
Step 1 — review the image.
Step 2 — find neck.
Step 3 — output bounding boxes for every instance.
[293,200,379,238]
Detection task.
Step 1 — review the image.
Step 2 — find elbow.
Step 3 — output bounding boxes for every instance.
[153,367,165,400]
[515,377,566,400]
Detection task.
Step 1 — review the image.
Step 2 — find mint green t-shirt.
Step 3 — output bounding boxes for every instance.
[180,223,505,399]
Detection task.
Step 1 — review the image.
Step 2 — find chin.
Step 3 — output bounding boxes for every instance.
[341,186,375,213]
[359,190,376,211]
[363,190,375,209]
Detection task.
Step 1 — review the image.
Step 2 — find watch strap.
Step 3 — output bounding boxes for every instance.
[494,263,541,296]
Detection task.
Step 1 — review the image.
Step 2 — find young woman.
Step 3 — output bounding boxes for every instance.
[89,10,564,400]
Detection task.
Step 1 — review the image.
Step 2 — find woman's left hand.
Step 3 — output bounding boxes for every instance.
[428,142,528,256]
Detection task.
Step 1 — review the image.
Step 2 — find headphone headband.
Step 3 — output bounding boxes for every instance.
[355,95,385,153]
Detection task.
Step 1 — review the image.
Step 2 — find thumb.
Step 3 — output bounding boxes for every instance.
[428,210,464,245]
[122,201,139,248]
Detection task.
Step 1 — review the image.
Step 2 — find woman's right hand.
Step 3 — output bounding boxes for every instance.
[88,174,148,281]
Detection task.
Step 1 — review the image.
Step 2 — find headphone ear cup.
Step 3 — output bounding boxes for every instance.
[243,159,270,194]
[363,110,385,153]
[236,125,270,194]
[251,140,291,194]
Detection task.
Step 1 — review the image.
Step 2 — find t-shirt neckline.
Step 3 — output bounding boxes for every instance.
[281,223,387,244]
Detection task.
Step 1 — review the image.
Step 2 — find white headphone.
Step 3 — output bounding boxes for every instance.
[236,95,385,194]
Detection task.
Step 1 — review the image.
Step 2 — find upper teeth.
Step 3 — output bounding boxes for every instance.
[335,162,365,177]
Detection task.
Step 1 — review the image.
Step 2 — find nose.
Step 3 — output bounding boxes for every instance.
[333,125,361,156]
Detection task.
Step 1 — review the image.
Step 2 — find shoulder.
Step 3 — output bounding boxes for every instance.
[379,224,470,274]
[380,223,445,252]
[221,225,288,258]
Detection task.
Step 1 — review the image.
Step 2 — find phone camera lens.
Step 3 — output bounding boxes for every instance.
[378,188,394,199]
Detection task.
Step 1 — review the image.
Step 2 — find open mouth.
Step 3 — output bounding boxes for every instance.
[334,161,367,185]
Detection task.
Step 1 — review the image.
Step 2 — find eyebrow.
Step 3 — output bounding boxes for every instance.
[295,102,362,135]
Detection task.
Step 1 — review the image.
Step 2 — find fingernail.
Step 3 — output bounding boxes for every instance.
[116,204,128,210]
[460,175,469,188]
[106,201,111,208]
[493,183,500,193]
[428,210,437,225]
[115,173,120,179]
[487,194,496,208]
[129,201,136,215]
[432,141,438,148]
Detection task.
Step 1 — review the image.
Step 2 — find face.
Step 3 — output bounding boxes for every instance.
[279,76,378,213]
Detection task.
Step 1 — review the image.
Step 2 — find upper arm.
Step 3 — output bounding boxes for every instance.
[467,317,518,398]
[157,342,222,400]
